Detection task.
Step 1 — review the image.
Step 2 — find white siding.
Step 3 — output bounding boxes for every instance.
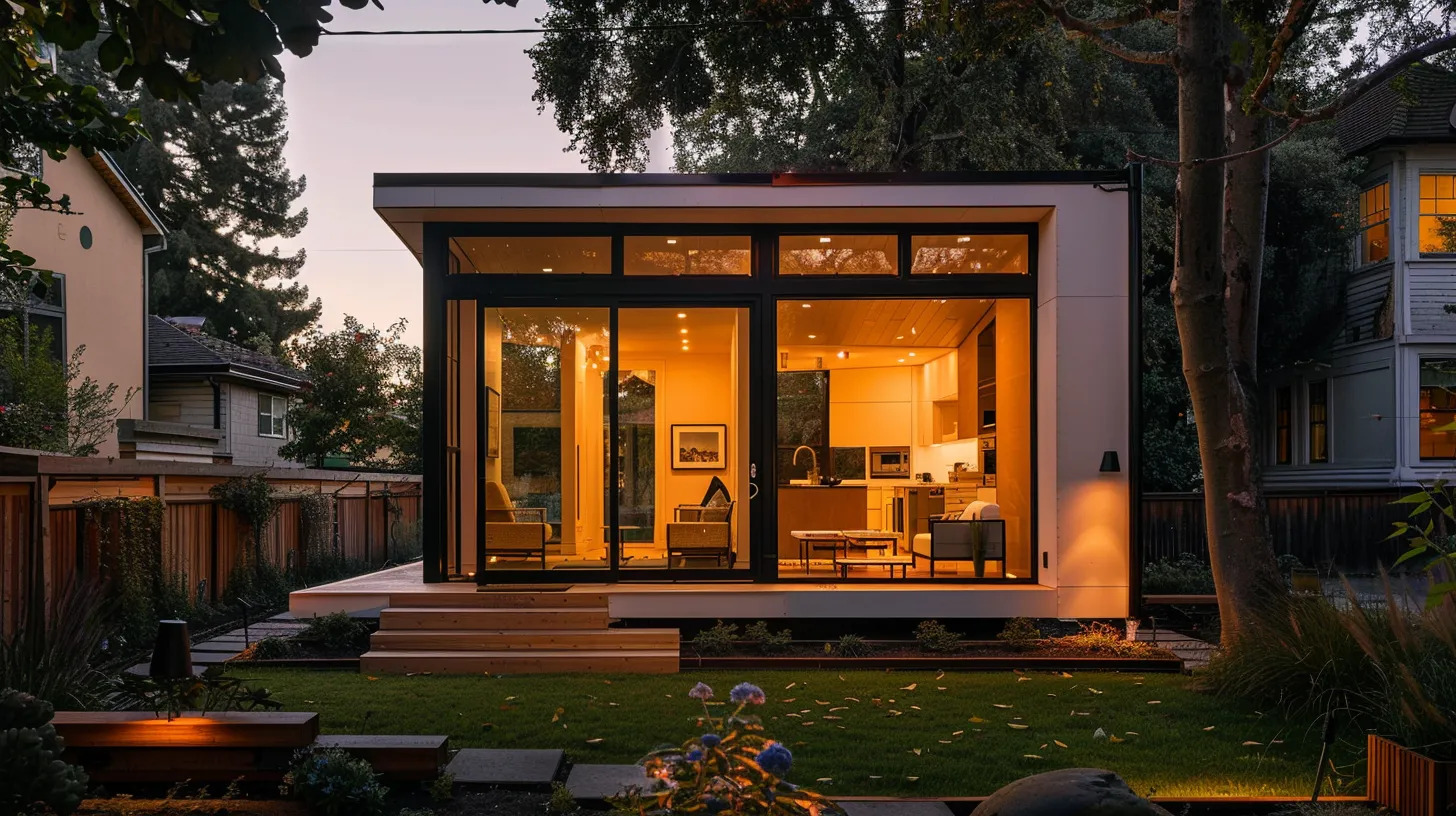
[1406,263,1456,335]
[149,381,226,456]
[228,383,302,468]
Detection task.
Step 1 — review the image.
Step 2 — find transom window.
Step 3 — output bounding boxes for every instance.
[778,235,897,276]
[1419,174,1456,255]
[1420,359,1456,460]
[257,394,288,438]
[911,234,1029,274]
[1358,182,1389,264]
[624,236,751,276]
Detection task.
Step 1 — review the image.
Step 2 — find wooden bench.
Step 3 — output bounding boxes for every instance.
[51,711,319,783]
[836,554,915,579]
[314,734,450,780]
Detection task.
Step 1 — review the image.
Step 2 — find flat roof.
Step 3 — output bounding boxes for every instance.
[374,169,1132,188]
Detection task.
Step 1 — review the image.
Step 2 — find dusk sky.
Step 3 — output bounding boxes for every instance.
[278,0,669,347]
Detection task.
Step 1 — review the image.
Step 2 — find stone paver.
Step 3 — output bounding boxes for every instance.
[446,748,564,786]
[565,763,653,799]
[840,802,955,816]
[1136,628,1213,668]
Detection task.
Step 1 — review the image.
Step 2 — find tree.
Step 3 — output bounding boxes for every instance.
[61,44,324,350]
[1028,0,1454,644]
[0,0,513,286]
[0,317,135,456]
[281,316,422,472]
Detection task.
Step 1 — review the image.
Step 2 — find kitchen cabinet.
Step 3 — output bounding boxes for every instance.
[776,486,867,561]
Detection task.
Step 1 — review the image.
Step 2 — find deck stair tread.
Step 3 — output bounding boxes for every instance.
[378,607,612,630]
[360,648,679,674]
[384,592,609,609]
[371,628,677,647]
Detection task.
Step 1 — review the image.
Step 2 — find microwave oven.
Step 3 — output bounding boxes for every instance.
[868,446,912,479]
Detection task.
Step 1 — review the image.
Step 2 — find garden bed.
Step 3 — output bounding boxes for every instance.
[683,653,1184,672]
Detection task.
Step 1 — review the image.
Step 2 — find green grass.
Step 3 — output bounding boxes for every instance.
[228,668,1353,797]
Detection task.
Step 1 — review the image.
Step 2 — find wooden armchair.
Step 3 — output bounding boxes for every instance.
[483,481,551,569]
[667,501,735,567]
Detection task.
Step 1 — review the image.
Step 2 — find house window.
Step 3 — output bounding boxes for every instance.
[257,394,287,438]
[1274,386,1291,465]
[1308,380,1328,463]
[1358,182,1389,264]
[776,371,829,484]
[911,234,1029,274]
[1419,358,1456,460]
[1419,173,1456,255]
[0,272,65,361]
[778,235,897,276]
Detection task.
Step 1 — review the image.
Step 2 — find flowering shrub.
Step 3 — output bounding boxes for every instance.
[1052,621,1151,657]
[615,681,843,815]
[283,746,389,816]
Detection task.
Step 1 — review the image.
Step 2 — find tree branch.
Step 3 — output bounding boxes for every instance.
[1127,118,1305,168]
[1246,0,1320,109]
[1296,32,1456,122]
[1032,0,1176,65]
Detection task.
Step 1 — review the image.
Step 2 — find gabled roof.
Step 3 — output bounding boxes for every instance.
[148,316,309,391]
[86,151,166,236]
[1337,63,1456,155]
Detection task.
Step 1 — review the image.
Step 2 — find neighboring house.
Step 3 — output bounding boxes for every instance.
[148,316,309,467]
[1266,64,1456,488]
[3,149,166,457]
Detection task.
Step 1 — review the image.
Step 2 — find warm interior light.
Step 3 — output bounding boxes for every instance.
[895,335,904,340]
[908,352,916,357]
[681,346,690,351]
[957,236,971,243]
[802,303,812,308]
[836,350,848,359]
[537,335,547,343]
[542,267,553,272]
[807,334,817,339]
[898,358,906,363]
[819,237,832,243]
[680,328,688,334]
[910,327,917,335]
[677,312,687,318]
[667,239,678,245]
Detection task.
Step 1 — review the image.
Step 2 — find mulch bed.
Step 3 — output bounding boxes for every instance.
[691,640,1180,660]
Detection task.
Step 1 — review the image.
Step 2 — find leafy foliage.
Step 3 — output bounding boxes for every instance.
[834,634,873,658]
[110,665,282,721]
[744,620,793,655]
[251,636,297,661]
[1142,553,1217,595]
[0,317,135,456]
[690,620,738,656]
[914,620,962,654]
[1051,622,1149,658]
[996,617,1043,651]
[0,577,110,711]
[615,681,842,815]
[79,496,179,649]
[298,612,371,654]
[281,316,422,472]
[547,780,577,815]
[284,746,389,816]
[0,688,88,816]
[1386,480,1456,606]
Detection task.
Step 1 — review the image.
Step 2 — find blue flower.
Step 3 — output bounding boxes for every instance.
[688,682,714,701]
[700,733,722,748]
[755,743,793,777]
[686,749,703,762]
[704,796,729,813]
[729,682,766,705]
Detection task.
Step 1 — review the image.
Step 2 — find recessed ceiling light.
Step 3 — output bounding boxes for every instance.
[910,327,917,335]
[667,239,678,245]
[681,346,690,351]
[680,328,688,334]
[835,350,848,359]
[898,358,906,363]
[957,236,971,243]
[819,237,832,244]
[802,303,812,308]
[807,334,817,339]
[908,352,917,357]
[542,267,553,272]
[677,312,687,318]
[895,335,904,340]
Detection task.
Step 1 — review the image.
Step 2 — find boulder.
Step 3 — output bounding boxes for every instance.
[972,768,1172,816]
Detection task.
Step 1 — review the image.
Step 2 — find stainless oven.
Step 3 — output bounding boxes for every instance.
[868,446,911,479]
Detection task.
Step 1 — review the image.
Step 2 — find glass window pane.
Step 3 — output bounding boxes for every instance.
[1440,174,1454,201]
[453,237,610,275]
[1421,174,1436,199]
[1421,359,1456,460]
[624,236,751,276]
[1363,222,1389,263]
[1420,216,1456,254]
[778,235,897,276]
[911,235,1029,274]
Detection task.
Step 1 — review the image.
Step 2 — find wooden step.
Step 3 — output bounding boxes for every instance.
[360,649,679,675]
[314,734,448,780]
[379,607,611,631]
[384,591,609,609]
[370,628,679,652]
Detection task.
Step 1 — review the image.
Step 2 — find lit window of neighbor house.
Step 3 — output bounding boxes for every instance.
[1419,174,1456,255]
[1420,359,1456,460]
[258,394,287,438]
[1358,182,1389,264]
[1308,381,1328,463]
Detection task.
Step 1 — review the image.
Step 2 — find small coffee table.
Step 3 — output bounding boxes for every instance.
[841,529,900,556]
[789,530,845,573]
[837,554,915,579]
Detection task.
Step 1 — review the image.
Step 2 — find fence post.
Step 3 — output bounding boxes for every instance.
[209,500,220,604]
[364,481,372,567]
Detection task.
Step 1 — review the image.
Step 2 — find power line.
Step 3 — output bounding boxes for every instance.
[319,7,896,38]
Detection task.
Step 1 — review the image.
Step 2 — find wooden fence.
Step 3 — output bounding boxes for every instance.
[0,451,421,636]
[1141,490,1409,573]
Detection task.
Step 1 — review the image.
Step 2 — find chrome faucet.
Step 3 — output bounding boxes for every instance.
[792,445,821,484]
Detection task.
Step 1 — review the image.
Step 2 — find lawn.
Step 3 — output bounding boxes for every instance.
[228,668,1352,797]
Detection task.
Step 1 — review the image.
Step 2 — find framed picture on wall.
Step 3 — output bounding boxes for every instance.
[671,424,726,470]
[486,386,501,459]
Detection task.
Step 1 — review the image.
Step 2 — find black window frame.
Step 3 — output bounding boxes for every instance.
[1419,357,1456,461]
[1307,380,1329,464]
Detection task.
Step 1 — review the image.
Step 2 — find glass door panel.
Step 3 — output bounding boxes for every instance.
[617,307,750,572]
[478,306,610,577]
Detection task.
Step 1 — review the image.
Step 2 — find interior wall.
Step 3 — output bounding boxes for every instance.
[459,304,479,573]
[828,367,915,448]
[996,300,1033,577]
[661,349,738,539]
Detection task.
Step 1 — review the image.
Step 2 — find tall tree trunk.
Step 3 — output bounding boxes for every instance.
[1172,0,1283,647]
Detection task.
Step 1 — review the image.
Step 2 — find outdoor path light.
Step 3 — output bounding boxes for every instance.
[150,619,193,679]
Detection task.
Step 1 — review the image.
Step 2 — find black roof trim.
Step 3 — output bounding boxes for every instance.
[374,169,1134,188]
[151,363,308,391]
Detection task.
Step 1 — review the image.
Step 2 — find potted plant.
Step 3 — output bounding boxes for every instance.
[969,522,988,578]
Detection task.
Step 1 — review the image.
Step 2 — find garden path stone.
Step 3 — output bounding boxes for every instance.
[565,763,652,799]
[972,768,1172,816]
[446,748,563,786]
[840,802,955,816]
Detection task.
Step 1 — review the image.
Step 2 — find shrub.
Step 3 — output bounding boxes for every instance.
[0,577,110,710]
[743,621,793,655]
[690,620,738,656]
[615,681,841,815]
[284,746,388,816]
[834,634,873,658]
[997,617,1042,651]
[300,612,372,654]
[1052,621,1149,657]
[389,518,424,564]
[224,557,294,609]
[0,688,89,816]
[426,771,454,803]
[1141,553,1215,594]
[914,620,962,653]
[251,636,296,660]
[547,780,578,815]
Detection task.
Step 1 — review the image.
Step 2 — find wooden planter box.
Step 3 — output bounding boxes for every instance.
[682,654,1185,672]
[1367,734,1456,816]
[52,711,319,783]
